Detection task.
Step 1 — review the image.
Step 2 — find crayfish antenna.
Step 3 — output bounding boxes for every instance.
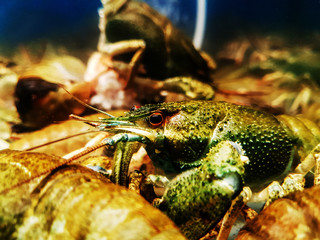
[24,130,101,151]
[58,83,115,117]
[62,133,109,161]
[69,114,102,127]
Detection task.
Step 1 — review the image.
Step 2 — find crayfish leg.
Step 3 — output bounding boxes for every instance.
[315,152,320,186]
[155,141,246,240]
[62,133,109,161]
[262,143,320,207]
[111,141,142,186]
[97,36,147,91]
[98,39,146,57]
[217,187,252,240]
[294,143,320,176]
[264,173,305,207]
[240,205,259,222]
[125,47,145,89]
[310,143,320,185]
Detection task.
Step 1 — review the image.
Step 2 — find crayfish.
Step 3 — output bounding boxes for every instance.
[72,100,320,239]
[95,0,216,101]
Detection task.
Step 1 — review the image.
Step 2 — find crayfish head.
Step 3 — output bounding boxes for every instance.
[98,101,219,173]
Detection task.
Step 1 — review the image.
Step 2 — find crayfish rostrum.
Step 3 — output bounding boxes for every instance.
[81,100,320,239]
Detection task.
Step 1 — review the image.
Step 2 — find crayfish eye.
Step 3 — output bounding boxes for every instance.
[130,105,140,111]
[148,112,164,126]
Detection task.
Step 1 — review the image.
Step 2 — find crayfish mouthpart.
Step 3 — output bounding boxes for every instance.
[103,125,158,142]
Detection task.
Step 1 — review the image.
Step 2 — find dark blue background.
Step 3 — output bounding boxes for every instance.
[1,0,320,55]
[204,0,320,53]
[0,0,101,54]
